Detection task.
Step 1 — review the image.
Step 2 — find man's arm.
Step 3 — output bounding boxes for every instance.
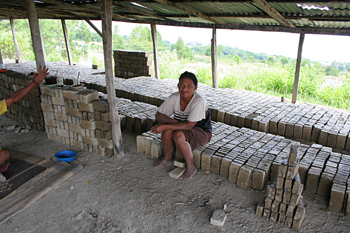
[5,66,49,108]
[155,111,178,124]
[152,117,197,134]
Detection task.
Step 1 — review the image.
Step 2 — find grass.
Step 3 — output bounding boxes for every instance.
[159,53,350,110]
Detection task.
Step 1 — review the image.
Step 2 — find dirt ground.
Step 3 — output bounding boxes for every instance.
[0,115,349,233]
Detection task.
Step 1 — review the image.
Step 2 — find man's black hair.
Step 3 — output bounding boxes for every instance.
[179,71,198,86]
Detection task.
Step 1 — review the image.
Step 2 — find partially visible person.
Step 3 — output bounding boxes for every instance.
[151,71,212,180]
[0,65,49,181]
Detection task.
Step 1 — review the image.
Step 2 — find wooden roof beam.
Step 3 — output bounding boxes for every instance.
[112,2,168,20]
[252,0,295,27]
[154,0,223,24]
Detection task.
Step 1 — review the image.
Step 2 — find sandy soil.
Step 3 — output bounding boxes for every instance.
[0,115,350,233]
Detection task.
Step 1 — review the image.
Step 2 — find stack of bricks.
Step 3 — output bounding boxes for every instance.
[114,50,153,79]
[256,144,306,231]
[0,72,45,131]
[40,84,115,156]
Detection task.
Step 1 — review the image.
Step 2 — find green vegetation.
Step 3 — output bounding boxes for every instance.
[0,20,349,110]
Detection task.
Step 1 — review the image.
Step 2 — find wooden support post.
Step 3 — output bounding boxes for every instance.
[211,24,218,88]
[101,0,124,156]
[10,18,21,63]
[85,19,103,38]
[151,22,160,79]
[292,33,305,104]
[0,49,3,65]
[61,19,73,66]
[25,0,45,70]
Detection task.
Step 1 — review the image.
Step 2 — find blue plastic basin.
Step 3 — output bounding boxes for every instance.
[55,150,77,162]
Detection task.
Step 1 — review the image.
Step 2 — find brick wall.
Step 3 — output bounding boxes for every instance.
[114,50,153,78]
[0,71,45,131]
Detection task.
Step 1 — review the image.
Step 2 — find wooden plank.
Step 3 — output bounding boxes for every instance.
[61,19,72,66]
[292,33,305,104]
[10,18,21,63]
[253,0,294,27]
[151,22,160,79]
[211,24,218,88]
[85,19,103,38]
[101,0,124,157]
[25,0,45,70]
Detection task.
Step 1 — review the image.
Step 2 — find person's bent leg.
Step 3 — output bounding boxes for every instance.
[154,129,174,168]
[172,131,197,180]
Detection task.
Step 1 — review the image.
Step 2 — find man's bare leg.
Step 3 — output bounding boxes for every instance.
[154,130,174,168]
[173,131,197,180]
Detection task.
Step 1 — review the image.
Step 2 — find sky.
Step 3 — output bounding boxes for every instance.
[93,21,350,64]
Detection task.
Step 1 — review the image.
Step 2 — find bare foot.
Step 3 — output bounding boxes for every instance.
[180,166,197,180]
[154,159,171,168]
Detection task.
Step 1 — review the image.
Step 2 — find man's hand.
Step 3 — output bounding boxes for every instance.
[33,65,49,84]
[151,124,164,134]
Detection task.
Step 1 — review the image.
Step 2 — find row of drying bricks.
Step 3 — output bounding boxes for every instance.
[136,121,350,213]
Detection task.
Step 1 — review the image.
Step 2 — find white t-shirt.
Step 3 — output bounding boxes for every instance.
[158,91,212,132]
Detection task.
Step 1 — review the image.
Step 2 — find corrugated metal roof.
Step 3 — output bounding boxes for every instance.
[0,1,350,35]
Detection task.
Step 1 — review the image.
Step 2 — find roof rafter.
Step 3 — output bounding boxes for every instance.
[252,0,295,27]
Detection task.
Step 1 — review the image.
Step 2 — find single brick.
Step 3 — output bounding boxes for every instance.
[41,103,53,112]
[97,138,113,148]
[151,140,162,159]
[276,177,285,190]
[193,146,205,169]
[78,102,94,112]
[271,200,280,212]
[83,136,98,146]
[278,213,286,226]
[143,137,153,155]
[80,120,96,130]
[251,168,266,191]
[136,135,145,153]
[236,164,254,190]
[263,209,271,220]
[201,148,215,171]
[210,155,222,175]
[66,107,81,117]
[292,209,306,231]
[279,202,287,214]
[220,157,232,179]
[77,89,98,104]
[69,124,83,134]
[283,191,291,204]
[264,198,273,209]
[286,204,296,218]
[63,89,79,99]
[210,209,227,227]
[93,100,109,112]
[285,216,293,228]
[266,185,276,199]
[275,188,283,202]
[169,167,186,179]
[70,139,83,150]
[288,144,298,166]
[54,112,67,122]
[317,172,334,198]
[256,198,265,217]
[174,160,186,168]
[284,178,293,192]
[305,167,322,193]
[52,96,65,106]
[228,161,243,184]
[328,183,346,213]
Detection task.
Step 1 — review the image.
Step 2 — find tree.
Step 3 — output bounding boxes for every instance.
[173,37,193,60]
[112,25,125,50]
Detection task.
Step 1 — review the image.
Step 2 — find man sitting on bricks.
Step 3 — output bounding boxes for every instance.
[151,71,212,180]
[0,65,49,182]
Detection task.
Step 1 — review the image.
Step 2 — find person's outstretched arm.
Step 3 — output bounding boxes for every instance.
[5,65,49,108]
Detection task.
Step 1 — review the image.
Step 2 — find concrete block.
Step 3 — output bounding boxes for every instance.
[78,102,94,112]
[80,120,96,130]
[292,173,302,194]
[174,160,185,168]
[283,191,291,204]
[83,136,98,146]
[41,103,53,112]
[211,155,222,175]
[271,200,280,212]
[193,146,205,169]
[290,184,303,206]
[220,157,232,179]
[328,183,346,212]
[236,165,253,190]
[263,209,271,220]
[210,209,227,227]
[279,202,287,214]
[284,179,293,192]
[201,148,215,171]
[256,198,265,217]
[289,144,298,166]
[276,177,285,190]
[294,205,306,220]
[228,161,241,184]
[71,139,83,150]
[251,168,266,191]
[305,167,322,193]
[169,167,186,179]
[278,213,286,226]
[286,204,296,218]
[63,89,79,99]
[44,118,56,127]
[275,188,283,202]
[69,124,83,134]
[96,121,111,131]
[285,216,293,228]
[66,107,81,117]
[317,172,334,197]
[143,137,153,155]
[77,89,98,104]
[93,100,109,112]
[292,208,306,231]
[52,96,65,106]
[286,161,299,180]
[136,135,145,153]
[266,185,276,200]
[54,112,67,122]
[151,140,162,159]
[278,164,288,178]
